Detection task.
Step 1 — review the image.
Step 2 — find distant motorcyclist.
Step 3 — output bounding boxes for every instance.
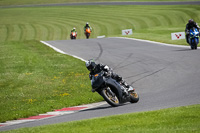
[70,27,77,39]
[71,27,77,34]
[185,19,200,43]
[85,59,129,94]
[84,22,92,32]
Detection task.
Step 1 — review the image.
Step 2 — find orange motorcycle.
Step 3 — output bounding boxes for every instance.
[85,28,91,39]
[70,31,77,40]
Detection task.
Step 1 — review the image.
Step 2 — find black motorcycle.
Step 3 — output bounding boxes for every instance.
[91,71,139,107]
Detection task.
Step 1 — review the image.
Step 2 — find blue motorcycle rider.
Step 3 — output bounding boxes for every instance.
[185,19,200,44]
[85,59,129,95]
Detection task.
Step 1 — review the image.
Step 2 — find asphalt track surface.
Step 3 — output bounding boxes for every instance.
[1,37,200,131]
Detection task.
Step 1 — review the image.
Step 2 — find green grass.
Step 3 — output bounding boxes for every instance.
[0,5,200,45]
[2,104,200,133]
[1,5,200,123]
[0,0,199,6]
[0,40,103,122]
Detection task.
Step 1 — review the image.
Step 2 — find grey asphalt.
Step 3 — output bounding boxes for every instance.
[1,1,200,8]
[1,37,200,131]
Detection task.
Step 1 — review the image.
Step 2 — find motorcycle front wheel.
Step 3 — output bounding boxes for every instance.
[101,87,120,107]
[190,39,195,50]
[194,39,198,49]
[86,33,90,39]
[129,91,139,103]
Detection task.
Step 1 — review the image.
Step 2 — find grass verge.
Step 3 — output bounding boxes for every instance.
[2,104,200,133]
[0,40,103,122]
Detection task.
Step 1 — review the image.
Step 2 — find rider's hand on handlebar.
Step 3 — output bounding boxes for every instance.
[103,72,108,76]
[103,71,111,77]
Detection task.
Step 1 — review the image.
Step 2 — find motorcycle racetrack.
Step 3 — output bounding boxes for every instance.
[39,37,200,120]
[1,1,200,131]
[1,37,200,131]
[44,38,200,113]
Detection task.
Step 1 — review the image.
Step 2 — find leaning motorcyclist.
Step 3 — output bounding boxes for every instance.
[185,19,200,43]
[85,59,129,94]
[84,22,92,32]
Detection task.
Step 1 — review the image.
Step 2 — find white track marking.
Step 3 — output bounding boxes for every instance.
[40,41,87,62]
[113,37,199,49]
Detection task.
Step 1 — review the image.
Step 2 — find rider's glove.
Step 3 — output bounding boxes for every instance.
[103,72,109,77]
[104,65,109,71]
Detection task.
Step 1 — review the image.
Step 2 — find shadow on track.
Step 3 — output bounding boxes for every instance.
[173,49,199,52]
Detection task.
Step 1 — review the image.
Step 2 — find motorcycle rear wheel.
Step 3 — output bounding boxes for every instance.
[101,87,120,107]
[129,91,139,103]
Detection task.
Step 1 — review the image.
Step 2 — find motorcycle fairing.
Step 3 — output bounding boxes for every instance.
[91,74,104,89]
[189,28,199,44]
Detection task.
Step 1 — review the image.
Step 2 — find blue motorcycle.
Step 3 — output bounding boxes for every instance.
[189,28,199,49]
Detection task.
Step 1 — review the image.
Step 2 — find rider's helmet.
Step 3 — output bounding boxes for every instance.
[188,19,194,24]
[86,22,89,27]
[86,59,96,71]
[73,27,76,30]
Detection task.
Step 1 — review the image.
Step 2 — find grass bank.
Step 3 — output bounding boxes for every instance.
[1,0,199,6]
[0,40,103,122]
[0,5,199,45]
[0,5,200,122]
[2,104,200,133]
